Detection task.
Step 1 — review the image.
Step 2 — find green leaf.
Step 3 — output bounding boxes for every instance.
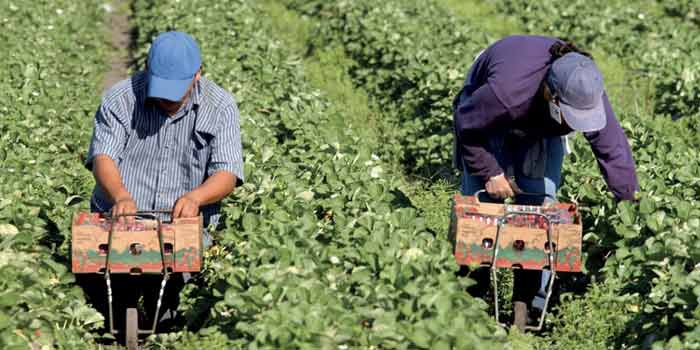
[618,202,635,226]
[646,211,667,232]
[639,197,655,215]
[409,328,432,348]
[0,292,20,307]
[0,312,10,330]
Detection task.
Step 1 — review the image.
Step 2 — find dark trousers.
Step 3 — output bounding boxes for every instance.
[460,266,544,304]
[76,273,185,332]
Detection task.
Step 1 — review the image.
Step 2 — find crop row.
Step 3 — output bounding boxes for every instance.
[130,0,509,348]
[3,0,699,348]
[278,0,700,348]
[0,0,107,348]
[489,0,700,347]
[281,0,494,180]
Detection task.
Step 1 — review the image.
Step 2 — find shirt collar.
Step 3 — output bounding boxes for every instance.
[190,79,202,107]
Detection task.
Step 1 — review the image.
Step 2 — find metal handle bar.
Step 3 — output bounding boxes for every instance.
[106,209,173,221]
[104,211,172,335]
[489,210,557,331]
[473,189,555,204]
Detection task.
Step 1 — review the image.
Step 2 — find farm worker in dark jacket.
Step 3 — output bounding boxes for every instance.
[79,31,244,331]
[452,35,638,328]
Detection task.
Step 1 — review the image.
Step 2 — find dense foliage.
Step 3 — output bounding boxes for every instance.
[282,0,490,179]
[0,0,107,348]
[1,0,698,349]
[131,0,505,348]
[278,0,700,348]
[488,1,700,347]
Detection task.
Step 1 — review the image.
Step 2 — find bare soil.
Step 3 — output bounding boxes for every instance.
[101,0,132,93]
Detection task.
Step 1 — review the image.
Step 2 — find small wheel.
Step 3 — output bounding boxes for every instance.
[126,308,139,350]
[513,301,528,331]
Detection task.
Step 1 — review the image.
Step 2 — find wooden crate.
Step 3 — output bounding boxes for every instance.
[71,212,202,274]
[450,194,582,272]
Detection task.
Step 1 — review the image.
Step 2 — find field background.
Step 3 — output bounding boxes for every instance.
[1,0,699,349]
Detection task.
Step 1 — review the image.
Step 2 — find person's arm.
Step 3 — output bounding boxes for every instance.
[173,104,245,218]
[455,83,511,178]
[93,154,137,218]
[172,171,236,218]
[86,103,136,218]
[454,82,513,197]
[583,93,639,201]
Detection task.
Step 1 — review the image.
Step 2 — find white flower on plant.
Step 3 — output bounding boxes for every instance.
[401,248,424,263]
[56,9,63,15]
[0,224,18,236]
[682,68,695,83]
[262,293,273,303]
[327,272,338,289]
[365,154,381,165]
[370,166,383,178]
[329,256,340,264]
[297,190,314,201]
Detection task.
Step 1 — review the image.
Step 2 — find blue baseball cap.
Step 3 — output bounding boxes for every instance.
[146,31,201,102]
[546,53,606,132]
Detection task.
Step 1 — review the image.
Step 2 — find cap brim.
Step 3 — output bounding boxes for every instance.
[147,73,193,101]
[559,98,607,132]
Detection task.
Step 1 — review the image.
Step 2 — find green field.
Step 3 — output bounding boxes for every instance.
[1,0,699,349]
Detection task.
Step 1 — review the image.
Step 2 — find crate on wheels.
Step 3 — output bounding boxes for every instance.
[450,192,582,331]
[71,211,203,349]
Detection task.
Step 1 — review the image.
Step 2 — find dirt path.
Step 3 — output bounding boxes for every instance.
[101,0,132,93]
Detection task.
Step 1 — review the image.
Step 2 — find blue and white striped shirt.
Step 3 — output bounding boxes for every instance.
[86,71,244,228]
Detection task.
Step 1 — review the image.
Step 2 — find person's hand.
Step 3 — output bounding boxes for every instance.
[172,193,202,219]
[112,196,137,224]
[485,174,516,200]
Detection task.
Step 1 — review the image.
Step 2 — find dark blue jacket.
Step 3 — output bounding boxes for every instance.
[453,35,638,200]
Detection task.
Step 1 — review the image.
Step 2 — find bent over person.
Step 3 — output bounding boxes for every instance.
[78,31,244,330]
[452,35,638,327]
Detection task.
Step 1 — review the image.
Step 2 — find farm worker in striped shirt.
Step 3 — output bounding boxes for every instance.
[452,35,638,329]
[79,31,244,330]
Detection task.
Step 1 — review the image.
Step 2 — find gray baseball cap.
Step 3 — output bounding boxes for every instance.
[546,52,606,132]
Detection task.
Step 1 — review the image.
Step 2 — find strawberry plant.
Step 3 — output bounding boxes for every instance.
[130,0,506,348]
[4,0,700,349]
[282,0,490,180]
[0,0,107,348]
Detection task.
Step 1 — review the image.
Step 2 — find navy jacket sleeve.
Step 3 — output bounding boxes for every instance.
[454,83,511,181]
[583,93,639,200]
